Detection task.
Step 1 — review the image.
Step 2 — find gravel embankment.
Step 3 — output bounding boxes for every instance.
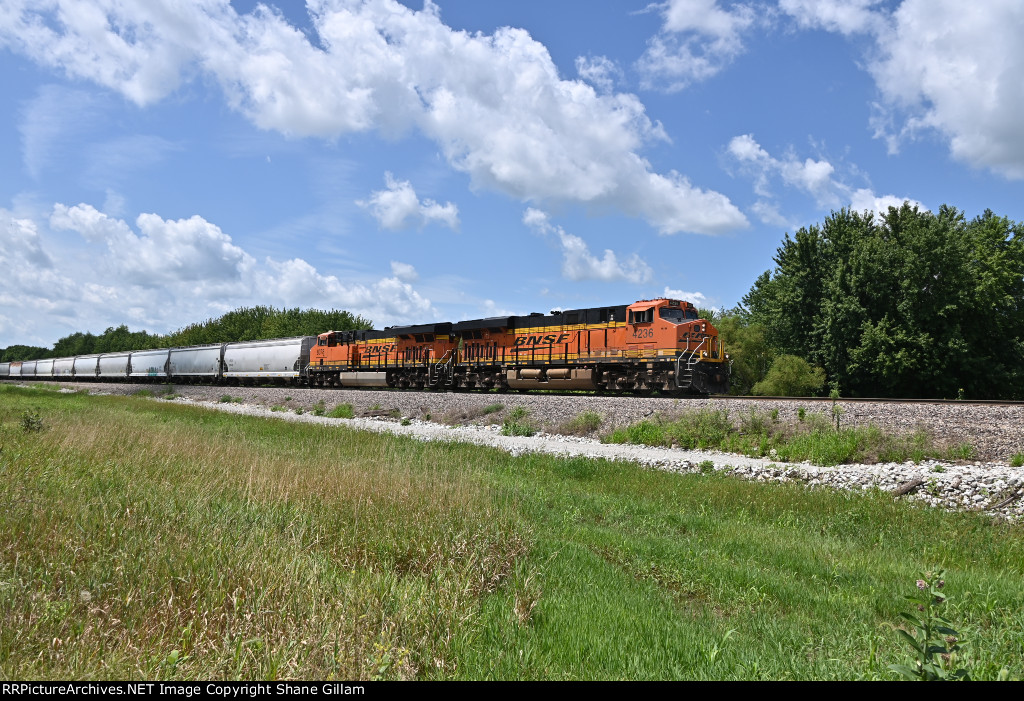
[9,380,1024,522]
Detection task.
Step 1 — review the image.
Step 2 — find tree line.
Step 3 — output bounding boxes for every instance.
[0,306,371,363]
[706,204,1024,399]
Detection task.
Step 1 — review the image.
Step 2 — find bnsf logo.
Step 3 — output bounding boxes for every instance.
[363,344,397,353]
[513,333,573,347]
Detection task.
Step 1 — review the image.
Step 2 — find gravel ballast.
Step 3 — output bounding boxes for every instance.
[10,380,1024,522]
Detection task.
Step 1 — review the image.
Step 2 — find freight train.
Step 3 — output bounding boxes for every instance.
[0,297,729,395]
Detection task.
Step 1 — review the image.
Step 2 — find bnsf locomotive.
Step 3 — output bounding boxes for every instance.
[309,297,727,394]
[0,298,729,395]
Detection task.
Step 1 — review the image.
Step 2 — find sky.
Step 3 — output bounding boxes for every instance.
[2,0,1023,348]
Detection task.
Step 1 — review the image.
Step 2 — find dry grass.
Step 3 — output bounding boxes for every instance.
[0,389,530,680]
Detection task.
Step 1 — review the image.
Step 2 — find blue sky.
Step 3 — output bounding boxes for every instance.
[2,0,1023,347]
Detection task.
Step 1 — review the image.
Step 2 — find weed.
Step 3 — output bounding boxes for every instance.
[1011,453,1024,468]
[797,407,806,421]
[931,465,946,473]
[890,570,970,680]
[501,407,536,437]
[606,408,976,467]
[312,400,326,417]
[134,389,154,398]
[328,404,355,419]
[558,411,603,436]
[400,418,412,426]
[770,408,779,421]
[698,460,715,474]
[20,409,43,432]
[483,403,505,415]
[270,406,286,412]
[218,395,234,403]
[284,396,293,401]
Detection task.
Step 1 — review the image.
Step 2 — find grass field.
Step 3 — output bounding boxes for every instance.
[1,385,1022,680]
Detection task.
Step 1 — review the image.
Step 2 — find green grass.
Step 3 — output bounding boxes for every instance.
[501,407,535,437]
[1011,453,1024,468]
[604,408,976,466]
[0,384,1021,680]
[557,410,604,436]
[327,403,355,419]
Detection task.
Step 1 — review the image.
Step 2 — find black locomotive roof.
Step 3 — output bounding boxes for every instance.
[511,304,628,329]
[385,322,453,338]
[452,317,513,333]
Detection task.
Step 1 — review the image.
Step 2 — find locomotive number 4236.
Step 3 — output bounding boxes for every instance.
[632,327,654,339]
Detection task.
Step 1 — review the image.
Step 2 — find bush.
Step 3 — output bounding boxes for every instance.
[752,355,826,397]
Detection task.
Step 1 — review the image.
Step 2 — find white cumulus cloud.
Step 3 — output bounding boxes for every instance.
[0,0,747,234]
[663,286,708,306]
[523,208,653,284]
[357,173,459,231]
[389,261,418,282]
[15,201,438,339]
[637,0,758,91]
[726,133,923,222]
[780,0,1024,179]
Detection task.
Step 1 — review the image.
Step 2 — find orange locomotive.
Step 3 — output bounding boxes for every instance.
[309,297,729,394]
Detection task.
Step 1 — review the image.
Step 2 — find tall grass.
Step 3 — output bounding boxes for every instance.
[0,385,1021,680]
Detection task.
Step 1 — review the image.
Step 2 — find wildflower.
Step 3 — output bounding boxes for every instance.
[937,579,945,589]
[945,636,957,646]
[916,579,928,590]
[941,653,951,663]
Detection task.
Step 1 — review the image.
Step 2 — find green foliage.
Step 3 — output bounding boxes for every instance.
[0,345,50,363]
[483,403,505,415]
[604,408,974,467]
[712,312,776,395]
[890,570,970,681]
[328,404,355,419]
[311,400,326,417]
[559,411,604,435]
[501,407,536,437]
[745,205,1024,398]
[165,306,371,347]
[751,355,826,397]
[1010,453,1024,468]
[19,409,43,433]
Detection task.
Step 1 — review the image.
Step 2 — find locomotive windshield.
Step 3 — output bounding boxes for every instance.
[659,307,699,324]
